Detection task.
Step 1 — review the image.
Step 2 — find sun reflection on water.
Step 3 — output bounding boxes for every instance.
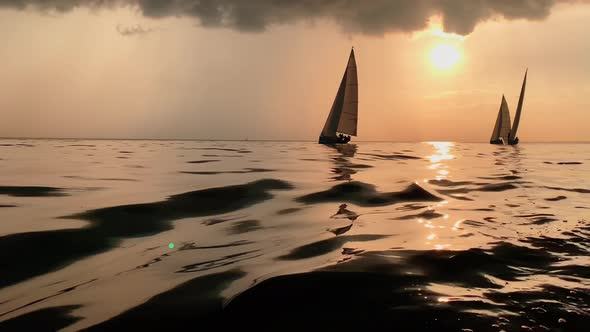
[426,142,455,163]
[428,163,442,170]
[422,143,457,250]
[434,244,451,250]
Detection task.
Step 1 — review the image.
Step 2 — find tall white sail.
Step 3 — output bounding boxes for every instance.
[336,50,358,136]
[490,95,511,142]
[509,69,527,142]
[321,48,358,138]
[490,102,503,142]
[499,96,512,141]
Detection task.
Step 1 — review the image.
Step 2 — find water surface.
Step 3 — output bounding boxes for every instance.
[0,140,588,331]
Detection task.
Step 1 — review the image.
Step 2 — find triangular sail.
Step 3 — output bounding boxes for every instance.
[321,48,358,138]
[336,50,358,136]
[490,103,503,142]
[499,96,512,141]
[490,95,511,142]
[509,69,527,142]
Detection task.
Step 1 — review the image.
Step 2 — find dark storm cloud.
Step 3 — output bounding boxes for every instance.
[0,0,122,13]
[133,0,563,35]
[0,0,584,35]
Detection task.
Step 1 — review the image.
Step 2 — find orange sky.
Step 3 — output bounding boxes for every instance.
[0,2,589,142]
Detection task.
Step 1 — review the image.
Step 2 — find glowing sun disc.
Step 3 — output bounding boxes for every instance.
[430,44,461,70]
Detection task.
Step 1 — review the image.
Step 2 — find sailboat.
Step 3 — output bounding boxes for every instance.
[319,48,358,144]
[490,69,528,145]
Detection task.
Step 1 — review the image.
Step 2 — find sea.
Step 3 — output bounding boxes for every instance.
[0,139,588,331]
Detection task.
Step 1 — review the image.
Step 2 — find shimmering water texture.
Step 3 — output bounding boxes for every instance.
[0,140,588,331]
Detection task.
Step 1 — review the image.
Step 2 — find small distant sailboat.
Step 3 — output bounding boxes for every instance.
[490,69,528,145]
[319,48,358,144]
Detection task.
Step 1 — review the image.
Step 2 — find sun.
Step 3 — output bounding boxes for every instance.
[430,43,461,70]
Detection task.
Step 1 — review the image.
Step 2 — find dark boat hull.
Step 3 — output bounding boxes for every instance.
[490,139,505,145]
[490,137,519,145]
[319,136,350,144]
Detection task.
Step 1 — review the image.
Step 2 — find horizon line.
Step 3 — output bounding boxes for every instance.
[1,137,589,144]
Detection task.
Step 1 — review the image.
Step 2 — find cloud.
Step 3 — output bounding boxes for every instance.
[132,0,565,35]
[0,0,586,35]
[116,23,153,36]
[0,0,122,13]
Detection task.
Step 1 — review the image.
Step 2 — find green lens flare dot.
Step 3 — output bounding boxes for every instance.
[168,243,175,249]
